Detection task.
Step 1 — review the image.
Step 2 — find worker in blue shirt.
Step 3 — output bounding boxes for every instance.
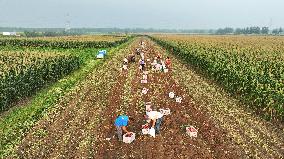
[114,115,133,141]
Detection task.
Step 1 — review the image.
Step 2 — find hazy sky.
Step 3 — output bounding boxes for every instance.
[0,0,283,29]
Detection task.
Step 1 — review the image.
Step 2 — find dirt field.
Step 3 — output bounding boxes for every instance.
[12,38,284,159]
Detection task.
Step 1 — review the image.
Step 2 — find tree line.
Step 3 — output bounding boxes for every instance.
[1,27,284,36]
[23,30,79,37]
[216,27,283,35]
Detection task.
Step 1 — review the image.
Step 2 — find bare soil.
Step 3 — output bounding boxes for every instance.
[13,38,284,159]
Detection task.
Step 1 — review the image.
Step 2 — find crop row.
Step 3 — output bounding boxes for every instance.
[0,36,131,49]
[0,51,80,111]
[151,35,284,120]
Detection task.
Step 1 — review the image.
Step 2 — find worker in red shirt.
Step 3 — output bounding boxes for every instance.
[165,56,171,69]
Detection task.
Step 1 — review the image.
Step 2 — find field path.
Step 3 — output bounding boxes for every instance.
[92,39,245,158]
[12,37,284,159]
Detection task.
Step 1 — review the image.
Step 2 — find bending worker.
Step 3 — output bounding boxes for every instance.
[114,115,133,141]
[146,106,164,134]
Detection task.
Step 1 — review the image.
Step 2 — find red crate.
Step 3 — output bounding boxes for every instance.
[186,126,198,137]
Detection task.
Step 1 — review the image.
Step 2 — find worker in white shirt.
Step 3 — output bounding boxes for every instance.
[145,105,164,134]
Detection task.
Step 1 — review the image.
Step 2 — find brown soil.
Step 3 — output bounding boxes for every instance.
[15,38,283,159]
[92,39,246,159]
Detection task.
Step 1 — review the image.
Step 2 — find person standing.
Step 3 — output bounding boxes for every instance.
[139,59,146,71]
[114,115,133,141]
[165,56,171,69]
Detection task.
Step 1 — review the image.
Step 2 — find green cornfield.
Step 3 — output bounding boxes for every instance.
[0,50,80,111]
[0,36,130,49]
[151,35,284,120]
[0,36,132,111]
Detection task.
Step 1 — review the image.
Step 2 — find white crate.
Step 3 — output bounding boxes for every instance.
[123,133,136,143]
[169,92,175,98]
[143,71,149,75]
[141,125,150,134]
[149,128,155,138]
[155,64,161,70]
[142,74,148,80]
[141,79,148,84]
[175,97,182,103]
[122,65,128,70]
[160,108,171,115]
[186,126,198,137]
[142,88,148,94]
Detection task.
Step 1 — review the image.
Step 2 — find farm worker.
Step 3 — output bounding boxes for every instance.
[140,52,145,60]
[139,59,146,71]
[160,60,166,72]
[151,57,158,70]
[165,57,171,69]
[123,58,128,65]
[156,53,162,64]
[136,48,140,55]
[114,115,133,141]
[145,106,164,134]
[157,53,162,59]
[128,54,135,63]
[122,58,129,71]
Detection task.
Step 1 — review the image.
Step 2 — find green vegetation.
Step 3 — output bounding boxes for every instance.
[0,35,132,111]
[0,39,132,157]
[0,50,80,111]
[151,35,284,120]
[0,36,130,49]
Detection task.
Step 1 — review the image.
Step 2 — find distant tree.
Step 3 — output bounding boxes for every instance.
[245,27,250,34]
[208,29,215,34]
[272,28,279,34]
[216,27,234,34]
[261,27,269,34]
[235,28,241,34]
[24,31,39,37]
[279,27,283,33]
[249,26,261,34]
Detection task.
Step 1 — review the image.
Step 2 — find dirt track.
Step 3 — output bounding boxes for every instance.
[13,38,284,159]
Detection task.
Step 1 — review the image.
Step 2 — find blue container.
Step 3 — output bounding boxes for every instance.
[99,50,107,55]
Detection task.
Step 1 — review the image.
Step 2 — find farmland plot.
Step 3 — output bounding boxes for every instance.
[151,35,284,120]
[0,36,132,157]
[1,37,284,159]
[0,50,80,111]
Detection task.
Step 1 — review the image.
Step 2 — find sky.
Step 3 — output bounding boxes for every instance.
[0,0,283,29]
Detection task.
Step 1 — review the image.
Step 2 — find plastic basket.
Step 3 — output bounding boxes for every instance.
[122,65,128,70]
[141,79,148,84]
[123,133,136,143]
[169,92,175,98]
[142,125,150,135]
[142,88,148,94]
[175,97,182,103]
[160,108,171,115]
[142,74,147,80]
[186,126,198,137]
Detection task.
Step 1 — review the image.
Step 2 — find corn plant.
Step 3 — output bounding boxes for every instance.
[151,35,284,120]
